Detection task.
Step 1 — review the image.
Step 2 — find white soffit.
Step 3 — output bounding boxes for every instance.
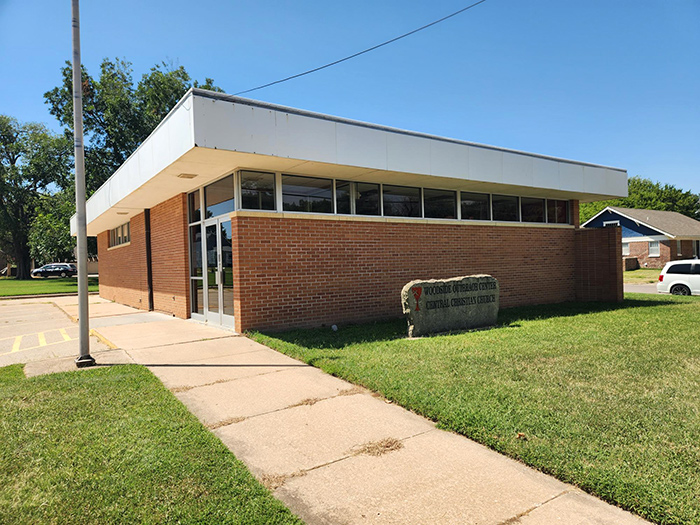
[77,89,628,235]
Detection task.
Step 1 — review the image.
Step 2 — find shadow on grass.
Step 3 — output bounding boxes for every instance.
[256,295,693,350]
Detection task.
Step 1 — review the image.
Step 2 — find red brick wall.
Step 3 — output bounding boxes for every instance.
[98,213,149,309]
[232,216,579,332]
[575,227,623,302]
[97,194,189,318]
[627,240,670,269]
[150,194,190,318]
[571,200,580,228]
[671,240,695,261]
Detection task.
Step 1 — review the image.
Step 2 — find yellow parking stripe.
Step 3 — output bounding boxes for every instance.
[12,336,22,353]
[38,332,47,347]
[59,328,71,341]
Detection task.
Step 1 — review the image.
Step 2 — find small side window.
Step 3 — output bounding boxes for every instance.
[667,264,691,275]
[622,243,630,256]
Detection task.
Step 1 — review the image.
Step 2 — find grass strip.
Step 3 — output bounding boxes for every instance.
[250,294,700,525]
[623,268,661,284]
[0,364,301,524]
[0,276,99,296]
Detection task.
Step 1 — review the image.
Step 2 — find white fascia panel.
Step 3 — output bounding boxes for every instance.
[79,95,195,234]
[276,112,337,164]
[387,132,431,175]
[605,168,628,197]
[429,139,469,179]
[336,123,388,170]
[108,154,140,207]
[194,98,279,155]
[469,147,503,184]
[532,157,560,190]
[558,162,585,193]
[502,152,534,188]
[582,165,608,195]
[190,93,627,199]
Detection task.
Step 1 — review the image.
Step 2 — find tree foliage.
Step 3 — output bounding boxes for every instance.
[580,176,700,224]
[44,58,222,193]
[32,59,222,269]
[29,191,77,265]
[0,116,72,279]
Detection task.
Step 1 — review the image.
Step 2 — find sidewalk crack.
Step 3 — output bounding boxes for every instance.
[496,489,574,524]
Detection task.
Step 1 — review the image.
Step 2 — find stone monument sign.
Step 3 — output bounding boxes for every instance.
[401,275,499,337]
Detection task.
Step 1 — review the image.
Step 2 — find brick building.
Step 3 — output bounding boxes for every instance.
[582,206,700,269]
[74,89,627,332]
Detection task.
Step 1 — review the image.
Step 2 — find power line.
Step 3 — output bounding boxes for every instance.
[233,0,490,96]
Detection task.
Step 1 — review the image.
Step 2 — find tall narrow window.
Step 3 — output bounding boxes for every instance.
[108,222,131,248]
[383,185,421,217]
[622,243,630,256]
[460,192,490,220]
[282,174,333,213]
[188,190,201,223]
[336,181,352,214]
[240,170,275,210]
[649,241,660,257]
[677,240,683,256]
[189,225,202,277]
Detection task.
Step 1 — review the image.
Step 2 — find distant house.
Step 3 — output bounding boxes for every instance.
[582,206,700,268]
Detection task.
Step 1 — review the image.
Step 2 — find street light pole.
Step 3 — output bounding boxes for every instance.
[72,0,95,368]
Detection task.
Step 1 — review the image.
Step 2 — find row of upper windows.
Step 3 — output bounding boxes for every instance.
[187,171,572,225]
[109,222,130,248]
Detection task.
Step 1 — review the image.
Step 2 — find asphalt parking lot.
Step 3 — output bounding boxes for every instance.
[0,298,109,367]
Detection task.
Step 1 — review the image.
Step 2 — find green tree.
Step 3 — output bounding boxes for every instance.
[45,58,222,193]
[29,191,77,265]
[0,116,72,279]
[580,176,700,224]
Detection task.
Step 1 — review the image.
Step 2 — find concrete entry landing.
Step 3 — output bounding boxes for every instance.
[21,297,649,524]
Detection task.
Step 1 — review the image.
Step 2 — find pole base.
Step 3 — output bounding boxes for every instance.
[75,354,96,368]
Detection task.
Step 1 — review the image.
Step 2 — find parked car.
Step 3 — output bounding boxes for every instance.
[657,259,700,296]
[31,263,78,279]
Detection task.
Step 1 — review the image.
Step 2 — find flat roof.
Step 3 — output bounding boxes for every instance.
[75,89,628,235]
[193,90,626,172]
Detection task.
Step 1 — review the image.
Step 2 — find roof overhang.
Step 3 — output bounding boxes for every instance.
[73,89,629,236]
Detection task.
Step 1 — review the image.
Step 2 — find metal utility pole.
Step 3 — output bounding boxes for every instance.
[72,0,95,368]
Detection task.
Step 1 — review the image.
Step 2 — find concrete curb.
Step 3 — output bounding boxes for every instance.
[89,328,118,350]
[0,291,100,301]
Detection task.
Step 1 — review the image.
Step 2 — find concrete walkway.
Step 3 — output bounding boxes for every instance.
[18,298,648,524]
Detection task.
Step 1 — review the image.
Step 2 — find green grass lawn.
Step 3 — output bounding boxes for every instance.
[624,268,662,284]
[0,276,99,296]
[0,364,300,524]
[250,294,700,525]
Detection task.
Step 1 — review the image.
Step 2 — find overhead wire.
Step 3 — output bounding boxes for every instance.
[233,0,490,96]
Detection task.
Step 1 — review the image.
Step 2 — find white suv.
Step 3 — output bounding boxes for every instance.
[657,259,700,296]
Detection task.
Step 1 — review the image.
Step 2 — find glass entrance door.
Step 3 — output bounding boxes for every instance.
[204,219,234,328]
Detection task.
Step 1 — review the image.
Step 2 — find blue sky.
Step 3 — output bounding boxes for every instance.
[1,0,698,194]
